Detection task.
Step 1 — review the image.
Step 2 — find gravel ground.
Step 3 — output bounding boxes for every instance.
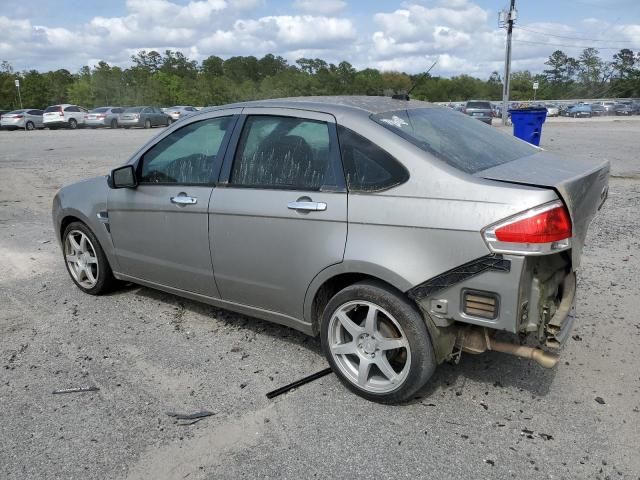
[1,119,639,480]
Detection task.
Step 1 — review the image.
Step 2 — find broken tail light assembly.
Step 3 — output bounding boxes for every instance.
[482,201,572,255]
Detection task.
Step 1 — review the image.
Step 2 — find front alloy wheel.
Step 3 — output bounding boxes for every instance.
[62,222,116,294]
[65,230,99,289]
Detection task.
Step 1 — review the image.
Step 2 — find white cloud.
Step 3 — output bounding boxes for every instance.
[1,1,640,77]
[293,0,346,15]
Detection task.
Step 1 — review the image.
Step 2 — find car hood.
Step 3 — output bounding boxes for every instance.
[477,151,609,268]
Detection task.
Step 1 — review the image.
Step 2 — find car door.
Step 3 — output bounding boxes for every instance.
[210,108,347,319]
[108,112,239,297]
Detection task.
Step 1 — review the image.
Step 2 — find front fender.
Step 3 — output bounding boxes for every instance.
[52,175,120,272]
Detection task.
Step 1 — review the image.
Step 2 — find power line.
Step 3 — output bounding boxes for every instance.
[517,25,633,44]
[514,39,636,51]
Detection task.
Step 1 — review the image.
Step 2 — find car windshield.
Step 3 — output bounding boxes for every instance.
[124,107,144,113]
[372,107,537,174]
[44,106,61,113]
[466,101,491,109]
[91,107,110,113]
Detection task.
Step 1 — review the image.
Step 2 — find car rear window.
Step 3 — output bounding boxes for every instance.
[124,107,144,113]
[372,107,537,174]
[466,101,492,109]
[7,110,26,114]
[44,106,61,113]
[92,107,110,113]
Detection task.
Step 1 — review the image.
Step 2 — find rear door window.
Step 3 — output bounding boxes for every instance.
[230,115,336,191]
[372,108,536,174]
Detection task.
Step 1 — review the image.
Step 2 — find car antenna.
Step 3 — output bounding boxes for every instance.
[392,60,438,101]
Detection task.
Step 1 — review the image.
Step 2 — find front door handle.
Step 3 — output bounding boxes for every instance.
[170,194,197,205]
[287,201,327,212]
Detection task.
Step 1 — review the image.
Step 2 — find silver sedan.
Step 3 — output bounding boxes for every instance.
[85,107,124,128]
[52,96,608,403]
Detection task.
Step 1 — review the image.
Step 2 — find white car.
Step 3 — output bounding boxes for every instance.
[43,104,88,129]
[545,104,560,117]
[0,109,44,130]
[165,106,197,123]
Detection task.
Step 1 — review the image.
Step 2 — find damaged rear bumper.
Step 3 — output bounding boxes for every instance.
[408,252,577,364]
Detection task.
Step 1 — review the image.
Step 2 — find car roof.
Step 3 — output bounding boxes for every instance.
[213,96,437,118]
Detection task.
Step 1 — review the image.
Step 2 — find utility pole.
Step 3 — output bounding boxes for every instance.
[500,0,516,126]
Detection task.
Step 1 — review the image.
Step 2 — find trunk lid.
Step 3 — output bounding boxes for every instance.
[477,151,609,268]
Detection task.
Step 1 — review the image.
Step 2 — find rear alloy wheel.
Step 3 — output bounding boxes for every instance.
[110,119,118,129]
[62,222,116,295]
[144,119,151,129]
[321,281,436,403]
[68,118,78,129]
[26,121,35,131]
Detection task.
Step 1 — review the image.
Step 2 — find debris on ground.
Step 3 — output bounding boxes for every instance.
[166,410,215,425]
[266,367,332,399]
[595,396,606,405]
[52,385,99,394]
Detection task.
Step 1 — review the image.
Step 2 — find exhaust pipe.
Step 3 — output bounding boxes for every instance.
[489,340,559,368]
[458,327,559,369]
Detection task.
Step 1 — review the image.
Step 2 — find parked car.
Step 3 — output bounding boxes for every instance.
[544,104,559,117]
[590,104,606,116]
[165,106,198,123]
[565,104,592,118]
[600,101,617,115]
[43,104,88,129]
[52,96,609,403]
[86,107,125,128]
[461,100,493,124]
[614,103,634,116]
[0,109,44,130]
[119,106,169,129]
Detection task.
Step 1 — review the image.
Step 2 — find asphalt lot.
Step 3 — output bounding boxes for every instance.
[1,118,639,480]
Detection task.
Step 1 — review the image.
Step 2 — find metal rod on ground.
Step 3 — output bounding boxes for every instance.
[266,367,333,399]
[501,0,516,126]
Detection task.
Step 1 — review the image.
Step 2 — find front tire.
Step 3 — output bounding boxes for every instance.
[62,222,117,295]
[144,119,151,129]
[110,119,118,129]
[26,121,35,131]
[321,280,436,404]
[68,118,78,129]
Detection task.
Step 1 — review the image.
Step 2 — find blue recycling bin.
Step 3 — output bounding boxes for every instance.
[508,108,547,146]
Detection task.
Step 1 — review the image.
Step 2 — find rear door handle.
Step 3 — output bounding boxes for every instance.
[287,201,327,212]
[170,194,197,205]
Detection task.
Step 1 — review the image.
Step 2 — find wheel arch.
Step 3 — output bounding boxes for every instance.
[304,261,414,336]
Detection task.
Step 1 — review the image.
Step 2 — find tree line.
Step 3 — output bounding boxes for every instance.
[1,47,639,110]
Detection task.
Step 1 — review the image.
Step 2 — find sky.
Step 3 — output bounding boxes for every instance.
[1,0,640,78]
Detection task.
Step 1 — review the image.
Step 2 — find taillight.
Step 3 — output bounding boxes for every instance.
[482,201,572,255]
[15,115,23,119]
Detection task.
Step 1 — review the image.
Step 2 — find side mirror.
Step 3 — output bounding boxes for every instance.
[109,165,137,189]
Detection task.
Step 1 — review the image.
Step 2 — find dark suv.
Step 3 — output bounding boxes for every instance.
[462,100,493,125]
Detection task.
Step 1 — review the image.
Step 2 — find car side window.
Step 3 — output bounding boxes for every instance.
[337,125,409,192]
[230,115,332,191]
[65,106,79,112]
[138,116,233,185]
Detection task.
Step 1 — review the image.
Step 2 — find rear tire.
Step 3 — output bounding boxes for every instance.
[321,280,436,404]
[26,121,35,131]
[68,118,78,129]
[62,221,117,295]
